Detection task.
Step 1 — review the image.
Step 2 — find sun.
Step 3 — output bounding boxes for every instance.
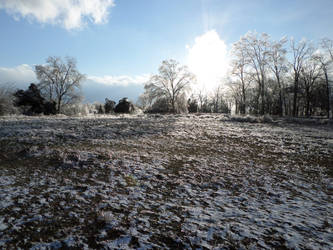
[187,30,229,94]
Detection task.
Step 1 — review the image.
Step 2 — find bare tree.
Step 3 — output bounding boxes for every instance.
[321,38,333,61]
[268,37,288,116]
[0,83,16,115]
[144,59,195,113]
[230,41,252,114]
[224,33,332,117]
[317,38,333,118]
[290,39,313,117]
[35,56,85,113]
[239,32,271,115]
[137,92,153,111]
[226,82,242,114]
[212,85,222,113]
[197,89,207,112]
[300,56,322,117]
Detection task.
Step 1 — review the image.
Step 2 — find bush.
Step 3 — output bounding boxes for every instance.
[14,84,57,115]
[230,115,259,123]
[114,98,135,113]
[230,114,274,123]
[262,114,273,123]
[104,98,116,114]
[98,104,104,114]
[61,103,89,116]
[147,97,170,113]
[188,99,199,113]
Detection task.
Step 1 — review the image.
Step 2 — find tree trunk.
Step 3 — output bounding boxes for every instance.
[293,77,298,117]
[275,71,283,116]
[235,100,239,114]
[278,90,283,116]
[305,94,310,117]
[241,84,246,114]
[171,97,176,113]
[255,83,261,115]
[57,96,62,114]
[261,80,265,115]
[324,71,330,119]
[283,93,288,116]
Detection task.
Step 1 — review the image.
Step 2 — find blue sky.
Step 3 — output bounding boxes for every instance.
[0,0,333,103]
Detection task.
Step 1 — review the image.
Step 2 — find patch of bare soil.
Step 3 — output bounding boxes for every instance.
[0,114,332,249]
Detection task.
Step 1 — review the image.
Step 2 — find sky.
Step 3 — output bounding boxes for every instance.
[0,0,333,103]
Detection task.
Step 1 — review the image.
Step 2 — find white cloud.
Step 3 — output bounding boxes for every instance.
[0,0,115,30]
[187,30,229,93]
[0,64,149,88]
[0,64,36,86]
[87,74,150,86]
[0,64,147,102]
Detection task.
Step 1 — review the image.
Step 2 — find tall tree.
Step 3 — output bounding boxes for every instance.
[240,32,271,115]
[268,37,288,116]
[212,85,222,113]
[104,98,116,114]
[321,38,333,61]
[290,39,312,117]
[35,56,85,113]
[144,59,195,113]
[197,89,207,112]
[300,56,322,117]
[317,38,333,118]
[227,82,242,114]
[230,41,251,114]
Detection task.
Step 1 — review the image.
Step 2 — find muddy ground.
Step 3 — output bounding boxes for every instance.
[0,114,332,249]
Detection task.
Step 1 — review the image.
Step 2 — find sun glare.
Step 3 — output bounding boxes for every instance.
[187,30,229,93]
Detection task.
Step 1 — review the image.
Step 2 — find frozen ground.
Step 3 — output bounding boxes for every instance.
[0,114,332,249]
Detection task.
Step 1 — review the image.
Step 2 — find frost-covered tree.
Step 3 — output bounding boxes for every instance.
[136,92,151,111]
[314,38,333,118]
[144,59,196,113]
[300,56,322,117]
[0,83,16,115]
[230,39,252,114]
[321,38,333,61]
[61,103,89,116]
[211,85,224,113]
[290,39,313,117]
[35,56,85,113]
[268,37,288,116]
[240,32,271,115]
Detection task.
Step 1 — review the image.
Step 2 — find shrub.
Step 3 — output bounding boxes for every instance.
[14,83,57,115]
[114,98,135,113]
[104,98,116,114]
[230,114,274,123]
[61,103,89,116]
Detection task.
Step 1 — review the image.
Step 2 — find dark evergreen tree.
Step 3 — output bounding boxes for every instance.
[14,83,56,115]
[114,98,135,113]
[104,98,116,114]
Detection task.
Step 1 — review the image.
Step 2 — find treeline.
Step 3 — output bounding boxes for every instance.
[0,82,137,116]
[227,32,333,118]
[0,57,138,116]
[1,32,332,118]
[137,59,230,114]
[138,33,333,118]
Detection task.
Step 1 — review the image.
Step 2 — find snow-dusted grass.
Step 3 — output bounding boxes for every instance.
[0,114,332,248]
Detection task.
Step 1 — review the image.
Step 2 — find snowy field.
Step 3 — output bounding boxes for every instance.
[0,114,332,249]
